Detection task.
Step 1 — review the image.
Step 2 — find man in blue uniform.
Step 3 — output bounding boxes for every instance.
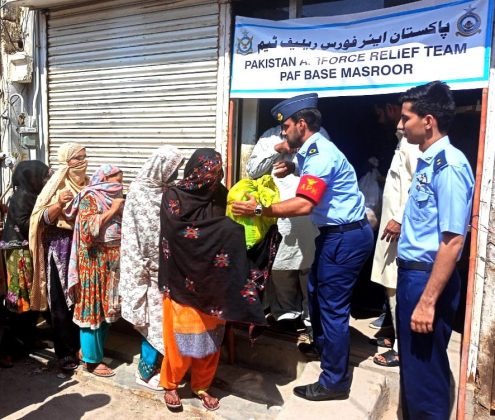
[396,81,474,419]
[232,93,374,401]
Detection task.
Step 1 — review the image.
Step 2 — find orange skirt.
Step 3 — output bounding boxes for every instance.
[160,297,226,392]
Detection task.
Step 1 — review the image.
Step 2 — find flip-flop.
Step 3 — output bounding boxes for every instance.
[373,349,399,367]
[164,390,182,410]
[369,337,394,349]
[84,362,115,377]
[194,390,220,411]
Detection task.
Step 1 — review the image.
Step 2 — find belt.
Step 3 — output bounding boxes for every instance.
[396,258,434,271]
[319,218,369,234]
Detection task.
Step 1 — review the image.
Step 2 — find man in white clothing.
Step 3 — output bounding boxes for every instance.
[370,101,421,367]
[246,125,329,330]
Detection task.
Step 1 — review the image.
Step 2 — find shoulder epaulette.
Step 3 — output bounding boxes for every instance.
[307,142,319,156]
[433,150,448,172]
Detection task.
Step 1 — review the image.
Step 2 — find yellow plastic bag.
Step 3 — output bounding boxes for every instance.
[226,175,280,249]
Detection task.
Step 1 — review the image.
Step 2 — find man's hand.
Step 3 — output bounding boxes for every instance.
[410,299,435,333]
[381,219,401,242]
[231,193,257,217]
[273,161,295,178]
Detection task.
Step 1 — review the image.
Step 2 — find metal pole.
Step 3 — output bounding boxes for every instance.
[289,0,302,19]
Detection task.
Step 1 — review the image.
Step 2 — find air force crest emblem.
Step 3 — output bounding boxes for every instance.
[237,30,253,55]
[308,143,319,156]
[456,6,482,37]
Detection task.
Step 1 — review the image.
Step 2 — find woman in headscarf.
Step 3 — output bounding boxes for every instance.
[0,160,50,365]
[2,160,50,312]
[158,148,280,411]
[67,164,124,377]
[29,143,88,371]
[120,146,183,390]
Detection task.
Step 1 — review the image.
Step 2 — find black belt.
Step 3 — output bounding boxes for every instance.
[396,258,434,271]
[319,218,369,234]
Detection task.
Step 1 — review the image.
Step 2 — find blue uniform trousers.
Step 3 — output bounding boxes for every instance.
[397,268,460,420]
[309,224,374,391]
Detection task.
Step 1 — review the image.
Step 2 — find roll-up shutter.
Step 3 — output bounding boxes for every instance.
[46,0,229,181]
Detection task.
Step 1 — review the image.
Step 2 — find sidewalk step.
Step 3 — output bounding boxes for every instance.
[277,362,389,420]
[104,328,141,364]
[224,327,308,379]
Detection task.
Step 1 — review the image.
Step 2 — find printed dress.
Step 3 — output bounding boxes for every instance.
[72,194,120,329]
[4,249,33,313]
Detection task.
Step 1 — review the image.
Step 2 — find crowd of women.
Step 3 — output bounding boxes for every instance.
[0,142,280,412]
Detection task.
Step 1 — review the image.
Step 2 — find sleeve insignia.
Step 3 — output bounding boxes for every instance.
[433,150,448,172]
[296,174,326,204]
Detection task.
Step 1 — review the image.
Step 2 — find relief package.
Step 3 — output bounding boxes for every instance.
[226,175,280,249]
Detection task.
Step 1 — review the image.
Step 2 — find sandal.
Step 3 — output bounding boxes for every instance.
[164,389,182,410]
[373,349,399,367]
[194,390,220,411]
[84,362,115,377]
[59,355,78,372]
[369,337,394,349]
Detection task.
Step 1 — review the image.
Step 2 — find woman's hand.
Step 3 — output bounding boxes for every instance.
[58,189,74,206]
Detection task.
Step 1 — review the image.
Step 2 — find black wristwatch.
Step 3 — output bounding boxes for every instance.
[254,204,263,216]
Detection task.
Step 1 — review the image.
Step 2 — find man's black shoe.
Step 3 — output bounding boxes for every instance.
[293,382,349,401]
[297,342,320,360]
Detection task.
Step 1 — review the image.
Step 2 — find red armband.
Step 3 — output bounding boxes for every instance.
[296,175,326,204]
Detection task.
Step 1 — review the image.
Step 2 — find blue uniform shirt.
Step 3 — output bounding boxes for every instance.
[398,136,474,263]
[297,132,366,227]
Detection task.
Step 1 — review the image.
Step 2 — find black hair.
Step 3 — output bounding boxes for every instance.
[373,94,400,110]
[290,108,322,132]
[399,81,455,133]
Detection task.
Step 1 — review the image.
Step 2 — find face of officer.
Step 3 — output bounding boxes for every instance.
[397,101,432,150]
[281,117,305,149]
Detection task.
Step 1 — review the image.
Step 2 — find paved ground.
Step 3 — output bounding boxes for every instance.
[0,316,461,419]
[0,357,213,419]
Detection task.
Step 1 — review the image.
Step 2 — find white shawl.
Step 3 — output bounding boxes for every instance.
[119,146,183,353]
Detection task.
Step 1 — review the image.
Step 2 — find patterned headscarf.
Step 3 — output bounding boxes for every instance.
[66,164,123,221]
[67,165,123,291]
[135,146,184,190]
[158,148,279,327]
[119,146,183,353]
[28,142,89,311]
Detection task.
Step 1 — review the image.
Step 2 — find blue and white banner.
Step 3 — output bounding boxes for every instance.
[230,0,494,97]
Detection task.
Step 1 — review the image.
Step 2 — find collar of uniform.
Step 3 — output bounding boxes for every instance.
[419,136,450,164]
[297,132,320,157]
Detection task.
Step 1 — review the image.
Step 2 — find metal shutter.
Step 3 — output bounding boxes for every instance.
[46,0,229,181]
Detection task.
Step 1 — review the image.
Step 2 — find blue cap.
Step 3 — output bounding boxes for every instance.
[271,93,318,123]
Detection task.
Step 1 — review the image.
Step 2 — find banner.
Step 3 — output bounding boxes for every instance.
[230,0,494,98]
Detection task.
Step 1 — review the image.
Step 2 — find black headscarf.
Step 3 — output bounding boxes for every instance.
[1,160,50,248]
[158,148,280,326]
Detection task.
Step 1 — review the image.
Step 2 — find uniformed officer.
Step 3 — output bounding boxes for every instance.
[232,93,374,401]
[395,81,474,419]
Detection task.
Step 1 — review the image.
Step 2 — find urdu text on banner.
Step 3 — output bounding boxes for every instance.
[230,0,494,98]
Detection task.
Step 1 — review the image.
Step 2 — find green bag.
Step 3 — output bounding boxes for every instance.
[226,175,280,249]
